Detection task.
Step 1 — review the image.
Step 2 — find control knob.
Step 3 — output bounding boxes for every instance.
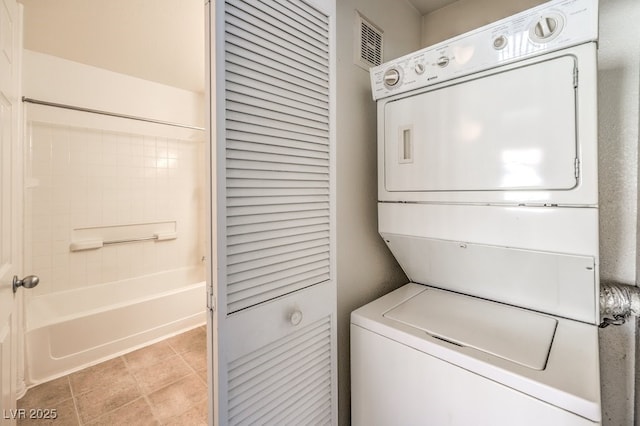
[383,68,401,88]
[530,13,564,42]
[436,56,450,68]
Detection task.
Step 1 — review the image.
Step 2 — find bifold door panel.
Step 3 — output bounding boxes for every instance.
[384,56,578,192]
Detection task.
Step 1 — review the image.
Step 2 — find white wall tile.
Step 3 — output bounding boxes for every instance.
[25,121,205,296]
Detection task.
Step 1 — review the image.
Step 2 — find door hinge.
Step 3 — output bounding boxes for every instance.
[573,67,579,88]
[207,285,216,312]
[574,158,580,179]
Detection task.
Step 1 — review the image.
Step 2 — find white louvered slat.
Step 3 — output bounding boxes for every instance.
[226,259,328,289]
[227,140,329,160]
[227,119,328,145]
[227,169,328,182]
[226,63,328,105]
[228,245,329,277]
[227,239,329,266]
[226,229,329,255]
[227,129,329,153]
[227,317,332,425]
[227,209,329,226]
[227,2,329,60]
[226,103,328,132]
[228,252,329,285]
[226,112,327,138]
[225,22,327,74]
[225,30,328,80]
[227,82,327,118]
[227,215,329,236]
[227,150,328,167]
[238,0,328,44]
[227,223,329,246]
[268,382,332,425]
[273,0,329,31]
[227,74,328,111]
[226,90,328,125]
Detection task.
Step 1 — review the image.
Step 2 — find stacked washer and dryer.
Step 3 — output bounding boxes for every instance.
[351,0,602,424]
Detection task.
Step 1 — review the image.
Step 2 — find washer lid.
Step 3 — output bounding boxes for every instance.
[383,288,557,370]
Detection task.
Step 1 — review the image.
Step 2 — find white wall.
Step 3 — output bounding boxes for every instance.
[597,1,640,423]
[420,0,544,46]
[419,0,640,424]
[336,1,421,423]
[18,0,204,93]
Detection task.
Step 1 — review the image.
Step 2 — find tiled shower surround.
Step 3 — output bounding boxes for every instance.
[25,121,206,297]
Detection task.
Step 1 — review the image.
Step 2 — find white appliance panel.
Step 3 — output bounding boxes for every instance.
[382,233,597,324]
[377,42,598,206]
[383,288,557,370]
[351,284,602,424]
[384,56,577,192]
[370,0,598,101]
[352,325,597,426]
[378,202,599,257]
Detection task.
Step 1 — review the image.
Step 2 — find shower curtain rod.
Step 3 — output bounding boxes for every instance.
[22,97,206,131]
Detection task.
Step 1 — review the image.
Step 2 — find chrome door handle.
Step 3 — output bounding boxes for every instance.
[13,275,40,293]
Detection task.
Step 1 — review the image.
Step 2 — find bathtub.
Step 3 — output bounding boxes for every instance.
[24,267,207,385]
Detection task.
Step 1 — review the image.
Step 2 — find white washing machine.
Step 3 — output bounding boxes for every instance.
[351,0,602,424]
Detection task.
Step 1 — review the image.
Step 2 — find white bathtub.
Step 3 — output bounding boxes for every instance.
[24,267,207,385]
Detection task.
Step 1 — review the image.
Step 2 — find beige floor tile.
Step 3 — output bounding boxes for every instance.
[195,368,208,385]
[74,374,142,424]
[18,376,72,409]
[85,397,159,426]
[17,329,208,425]
[124,341,176,371]
[162,397,208,426]
[166,327,206,354]
[180,348,207,372]
[147,374,207,422]
[132,354,192,395]
[69,357,129,395]
[17,397,78,426]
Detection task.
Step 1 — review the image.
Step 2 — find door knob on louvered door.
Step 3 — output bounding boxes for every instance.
[289,310,303,326]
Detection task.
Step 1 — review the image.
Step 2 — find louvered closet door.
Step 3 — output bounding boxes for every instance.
[208,0,337,424]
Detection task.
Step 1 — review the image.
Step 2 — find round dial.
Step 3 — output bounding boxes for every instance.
[383,68,401,88]
[535,17,558,38]
[436,56,450,68]
[529,13,564,43]
[414,63,425,75]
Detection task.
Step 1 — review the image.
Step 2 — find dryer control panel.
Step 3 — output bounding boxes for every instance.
[370,0,598,100]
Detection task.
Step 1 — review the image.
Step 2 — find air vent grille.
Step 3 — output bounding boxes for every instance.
[355,12,383,70]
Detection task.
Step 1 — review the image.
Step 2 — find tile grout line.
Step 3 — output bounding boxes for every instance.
[67,375,83,426]
[122,354,163,425]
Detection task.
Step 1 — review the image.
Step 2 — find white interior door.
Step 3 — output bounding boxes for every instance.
[0,0,22,422]
[207,0,337,424]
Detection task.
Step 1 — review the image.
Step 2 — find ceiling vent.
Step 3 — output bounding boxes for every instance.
[354,12,383,71]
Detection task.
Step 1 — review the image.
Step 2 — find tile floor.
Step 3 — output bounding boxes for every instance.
[17,325,208,425]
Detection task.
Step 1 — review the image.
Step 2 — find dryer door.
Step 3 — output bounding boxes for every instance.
[384,55,577,193]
